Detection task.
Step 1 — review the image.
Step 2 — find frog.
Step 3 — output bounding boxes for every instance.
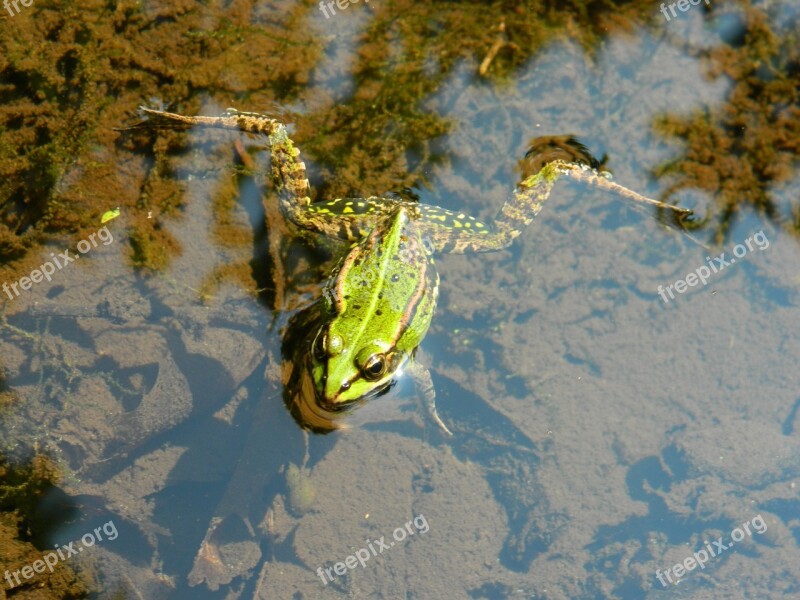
[131,108,691,435]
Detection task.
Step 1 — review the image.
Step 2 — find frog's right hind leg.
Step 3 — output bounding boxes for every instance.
[123,108,315,226]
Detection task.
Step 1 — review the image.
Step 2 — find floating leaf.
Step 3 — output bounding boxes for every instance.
[101,208,120,223]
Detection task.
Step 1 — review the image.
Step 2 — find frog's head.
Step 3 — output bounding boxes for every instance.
[310,208,438,410]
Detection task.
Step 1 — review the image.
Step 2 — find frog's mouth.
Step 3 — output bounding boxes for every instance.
[290,381,396,434]
[316,378,396,413]
[286,358,398,433]
[285,362,352,433]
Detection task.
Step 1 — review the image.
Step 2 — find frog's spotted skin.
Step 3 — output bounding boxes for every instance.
[304,172,559,255]
[309,198,489,245]
[133,107,688,433]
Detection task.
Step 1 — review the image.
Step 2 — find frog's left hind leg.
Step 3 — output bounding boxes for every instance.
[431,133,693,255]
[517,135,691,215]
[422,159,562,255]
[494,161,692,243]
[407,361,453,436]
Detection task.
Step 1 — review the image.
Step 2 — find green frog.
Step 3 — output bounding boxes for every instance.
[133,108,690,434]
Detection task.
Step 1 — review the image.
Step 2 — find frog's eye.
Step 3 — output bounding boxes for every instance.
[313,329,327,362]
[314,329,344,361]
[361,354,387,381]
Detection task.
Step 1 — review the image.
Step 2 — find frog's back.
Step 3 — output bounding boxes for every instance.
[316,206,439,406]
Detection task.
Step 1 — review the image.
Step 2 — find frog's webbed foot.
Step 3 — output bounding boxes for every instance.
[119,107,282,136]
[407,360,453,436]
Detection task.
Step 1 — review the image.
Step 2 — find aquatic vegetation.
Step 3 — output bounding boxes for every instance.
[0,0,322,275]
[653,1,800,242]
[0,453,89,597]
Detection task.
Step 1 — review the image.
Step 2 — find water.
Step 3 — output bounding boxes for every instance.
[1,1,798,598]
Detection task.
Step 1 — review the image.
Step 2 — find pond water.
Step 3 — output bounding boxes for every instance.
[1,1,798,599]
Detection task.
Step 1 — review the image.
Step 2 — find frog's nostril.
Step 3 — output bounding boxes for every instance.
[340,381,351,391]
